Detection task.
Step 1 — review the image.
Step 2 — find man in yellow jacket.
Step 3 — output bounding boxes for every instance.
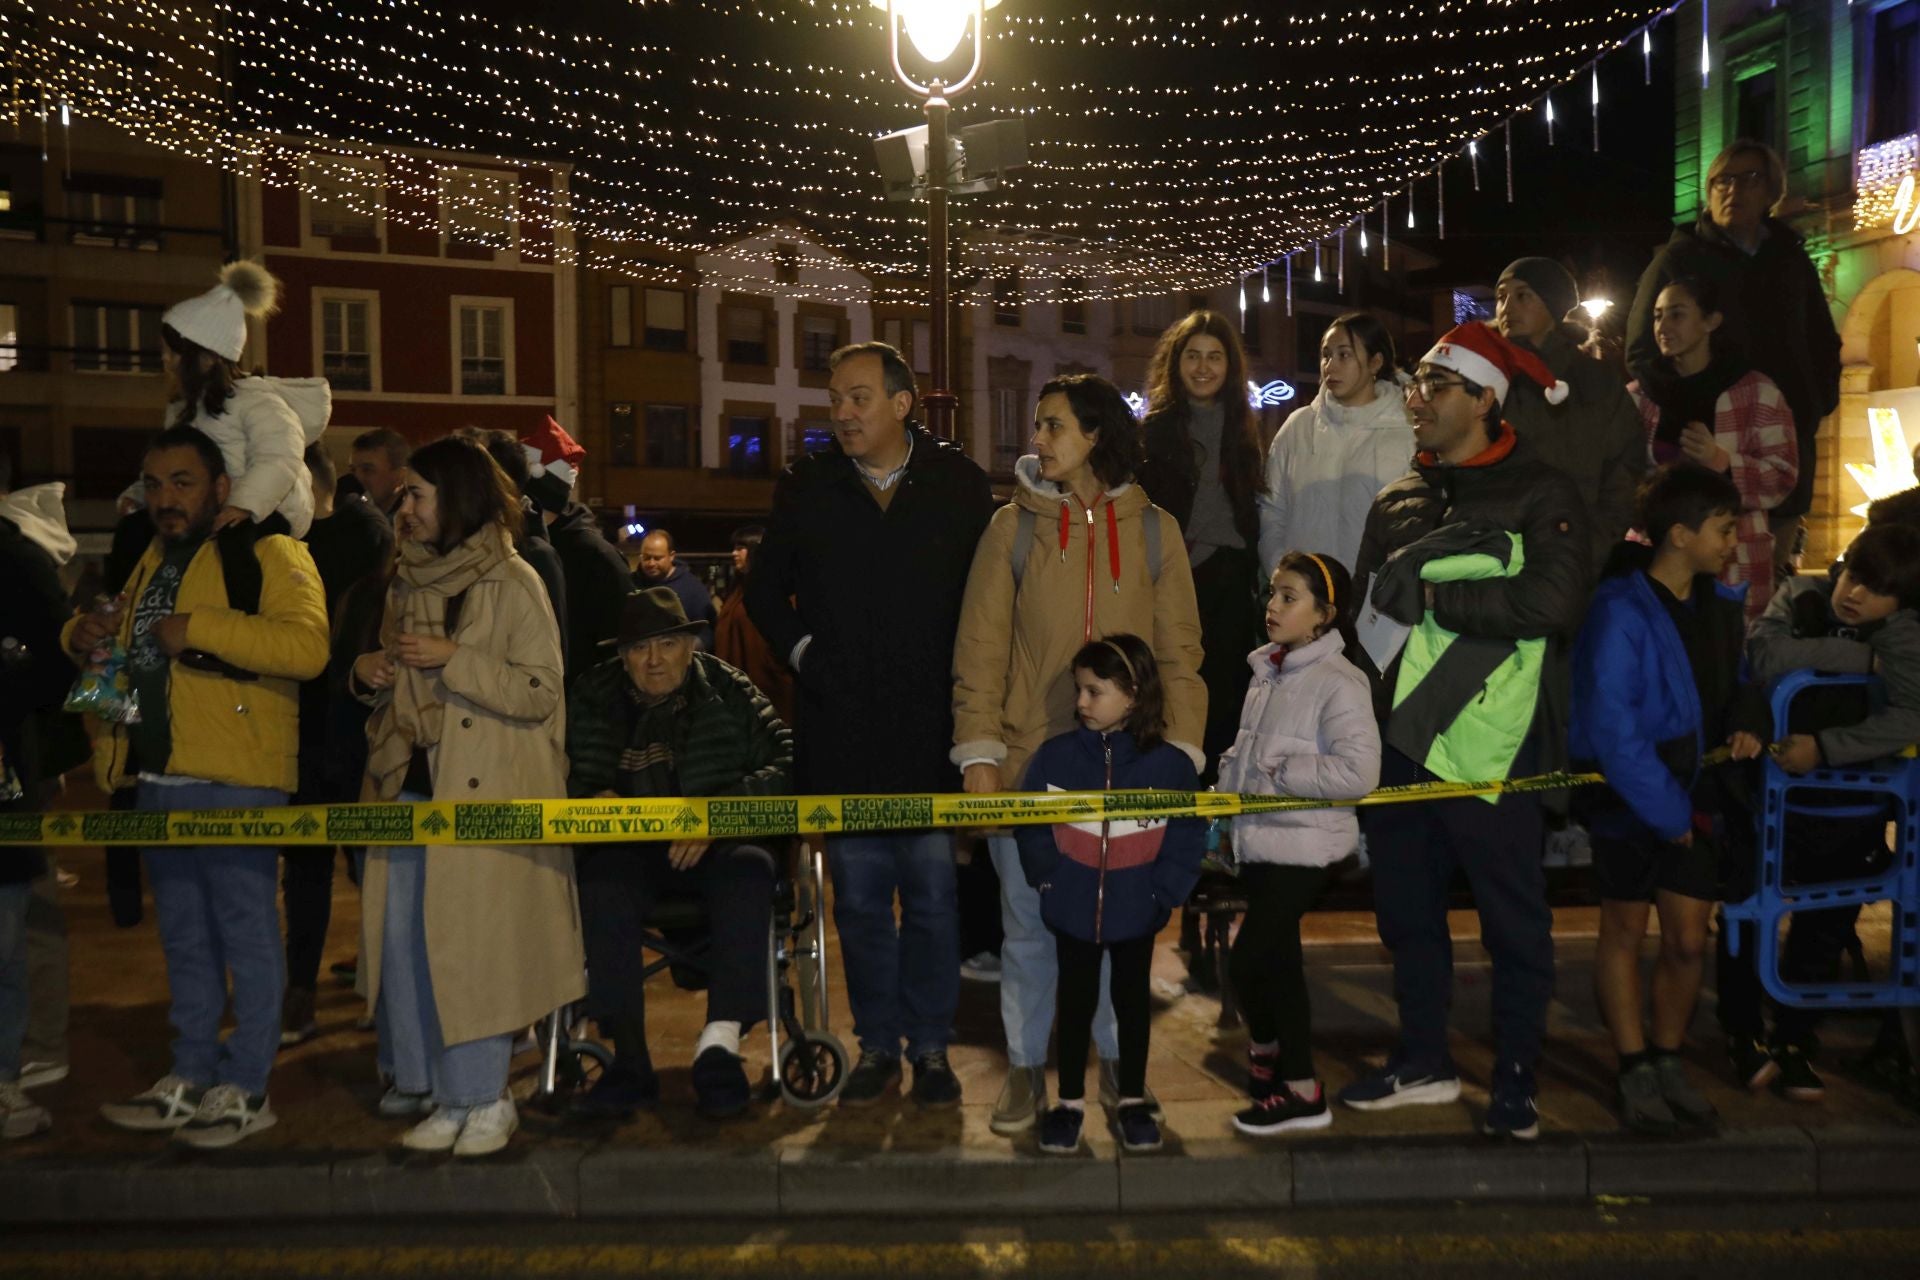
[64,425,328,1148]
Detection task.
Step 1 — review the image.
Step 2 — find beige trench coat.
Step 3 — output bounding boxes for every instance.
[358,554,586,1045]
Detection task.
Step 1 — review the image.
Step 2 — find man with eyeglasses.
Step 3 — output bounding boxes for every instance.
[1626,139,1841,579]
[1341,322,1589,1143]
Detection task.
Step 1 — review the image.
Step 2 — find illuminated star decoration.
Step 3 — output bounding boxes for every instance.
[1847,408,1917,519]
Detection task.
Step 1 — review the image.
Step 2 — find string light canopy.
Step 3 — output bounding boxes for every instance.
[2,0,1689,304]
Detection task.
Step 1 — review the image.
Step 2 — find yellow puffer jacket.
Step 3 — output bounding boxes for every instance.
[952,455,1208,784]
[63,533,330,793]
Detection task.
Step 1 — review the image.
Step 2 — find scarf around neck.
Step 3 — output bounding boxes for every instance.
[366,525,514,800]
[1651,353,1749,464]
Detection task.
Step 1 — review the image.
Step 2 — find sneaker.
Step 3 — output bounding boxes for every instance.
[1728,1036,1779,1091]
[1616,1061,1678,1136]
[172,1084,277,1149]
[569,1064,660,1118]
[909,1049,962,1109]
[1245,1047,1279,1107]
[960,951,1003,983]
[990,1065,1046,1135]
[1338,1060,1462,1112]
[1482,1064,1540,1141]
[1233,1083,1332,1136]
[377,1086,437,1118]
[838,1049,901,1108]
[1,1081,52,1139]
[452,1096,517,1157]
[280,986,318,1049]
[18,1061,68,1090]
[1097,1058,1163,1119]
[1114,1101,1163,1153]
[400,1107,467,1152]
[1036,1104,1084,1154]
[1771,1045,1826,1103]
[1652,1054,1718,1127]
[691,1046,752,1120]
[99,1074,205,1132]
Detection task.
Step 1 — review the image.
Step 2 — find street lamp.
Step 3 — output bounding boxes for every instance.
[870,0,1003,439]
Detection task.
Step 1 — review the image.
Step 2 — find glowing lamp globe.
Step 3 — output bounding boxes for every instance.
[870,0,1003,66]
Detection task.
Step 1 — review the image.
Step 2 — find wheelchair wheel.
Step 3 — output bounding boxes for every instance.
[559,1038,613,1091]
[778,1031,847,1109]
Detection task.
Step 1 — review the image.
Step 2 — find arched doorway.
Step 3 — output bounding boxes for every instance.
[1809,266,1920,563]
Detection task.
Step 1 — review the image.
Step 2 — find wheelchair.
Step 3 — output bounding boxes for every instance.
[532,839,849,1110]
[1721,670,1920,1009]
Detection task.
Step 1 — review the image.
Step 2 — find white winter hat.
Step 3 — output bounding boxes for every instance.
[161,260,280,363]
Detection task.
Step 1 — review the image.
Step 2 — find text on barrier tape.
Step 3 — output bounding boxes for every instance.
[0,770,1607,847]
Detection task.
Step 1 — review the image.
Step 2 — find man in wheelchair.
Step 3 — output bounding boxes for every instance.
[564,588,794,1119]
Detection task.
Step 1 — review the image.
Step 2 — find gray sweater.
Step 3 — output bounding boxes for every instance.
[1748,576,1920,766]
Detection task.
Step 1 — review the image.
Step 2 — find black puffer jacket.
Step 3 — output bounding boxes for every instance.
[1505,323,1646,575]
[1353,426,1591,771]
[747,427,995,795]
[1625,215,1841,519]
[544,502,631,683]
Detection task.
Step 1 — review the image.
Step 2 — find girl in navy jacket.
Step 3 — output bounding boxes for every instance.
[1015,634,1205,1155]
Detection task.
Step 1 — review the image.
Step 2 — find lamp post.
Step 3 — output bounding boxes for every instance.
[870,0,1001,440]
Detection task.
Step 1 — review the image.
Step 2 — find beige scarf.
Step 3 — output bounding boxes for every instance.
[365,526,513,800]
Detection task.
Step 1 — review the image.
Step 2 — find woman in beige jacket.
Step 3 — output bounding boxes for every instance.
[951,374,1206,1136]
[351,436,584,1158]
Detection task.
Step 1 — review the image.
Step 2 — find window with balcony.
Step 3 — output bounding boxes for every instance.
[1061,277,1088,335]
[71,302,162,373]
[801,314,839,372]
[1867,1,1920,144]
[320,296,374,391]
[723,305,770,366]
[644,288,687,351]
[66,175,161,249]
[726,415,771,475]
[645,405,696,468]
[792,417,835,458]
[456,302,509,395]
[609,401,638,466]
[305,155,382,239]
[439,166,518,248]
[1733,67,1783,158]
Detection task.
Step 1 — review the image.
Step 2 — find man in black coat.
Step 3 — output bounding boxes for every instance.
[748,341,994,1112]
[634,529,715,652]
[1343,322,1589,1142]
[1626,139,1842,576]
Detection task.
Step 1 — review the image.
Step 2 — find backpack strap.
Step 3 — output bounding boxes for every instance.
[1143,503,1163,585]
[1009,505,1036,591]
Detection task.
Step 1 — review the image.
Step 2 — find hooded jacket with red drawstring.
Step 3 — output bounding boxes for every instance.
[952,455,1208,783]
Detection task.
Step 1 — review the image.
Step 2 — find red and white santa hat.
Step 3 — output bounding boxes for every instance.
[520,415,587,512]
[1418,321,1569,405]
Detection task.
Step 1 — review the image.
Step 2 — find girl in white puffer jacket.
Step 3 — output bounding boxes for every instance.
[1216,549,1380,1137]
[1256,312,1414,577]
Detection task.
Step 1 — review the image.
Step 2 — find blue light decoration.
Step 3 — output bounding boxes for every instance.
[1452,289,1493,324]
[1248,379,1297,408]
[1125,391,1150,419]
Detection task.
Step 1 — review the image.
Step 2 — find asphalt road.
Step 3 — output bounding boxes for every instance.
[7,1199,1918,1278]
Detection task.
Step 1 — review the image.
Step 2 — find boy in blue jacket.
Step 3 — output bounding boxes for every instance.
[1571,465,1768,1135]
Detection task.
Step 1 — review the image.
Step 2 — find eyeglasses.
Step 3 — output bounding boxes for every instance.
[1708,168,1769,193]
[1405,375,1469,402]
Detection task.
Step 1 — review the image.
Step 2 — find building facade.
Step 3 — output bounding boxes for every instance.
[1681,0,1920,559]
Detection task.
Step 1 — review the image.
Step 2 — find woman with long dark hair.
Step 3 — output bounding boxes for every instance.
[350,436,583,1157]
[1134,310,1269,774]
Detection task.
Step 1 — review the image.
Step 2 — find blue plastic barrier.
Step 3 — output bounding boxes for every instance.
[1720,670,1920,1008]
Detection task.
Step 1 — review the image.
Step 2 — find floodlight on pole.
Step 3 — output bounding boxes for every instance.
[869,0,1004,440]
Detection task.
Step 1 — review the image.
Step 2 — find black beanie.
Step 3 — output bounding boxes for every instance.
[1497,257,1579,327]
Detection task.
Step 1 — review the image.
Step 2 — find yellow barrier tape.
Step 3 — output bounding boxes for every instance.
[0,768,1611,847]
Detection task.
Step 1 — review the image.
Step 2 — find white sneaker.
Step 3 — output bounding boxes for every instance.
[172,1083,277,1149]
[400,1107,467,1152]
[1,1081,52,1139]
[99,1074,204,1131]
[452,1096,518,1157]
[960,951,1003,983]
[18,1061,68,1090]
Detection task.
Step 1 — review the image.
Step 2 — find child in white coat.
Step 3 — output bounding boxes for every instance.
[1217,550,1381,1135]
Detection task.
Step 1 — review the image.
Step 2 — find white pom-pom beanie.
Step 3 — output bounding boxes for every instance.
[161,260,281,363]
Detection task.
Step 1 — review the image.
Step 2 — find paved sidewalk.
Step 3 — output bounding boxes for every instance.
[4,846,1918,1222]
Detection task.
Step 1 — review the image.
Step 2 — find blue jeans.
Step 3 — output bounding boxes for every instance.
[0,882,28,1081]
[986,835,1117,1068]
[825,831,959,1060]
[138,781,287,1096]
[376,829,511,1109]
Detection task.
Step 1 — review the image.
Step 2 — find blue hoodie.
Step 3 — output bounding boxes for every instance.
[1014,725,1206,944]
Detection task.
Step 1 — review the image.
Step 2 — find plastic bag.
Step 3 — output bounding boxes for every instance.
[65,640,142,725]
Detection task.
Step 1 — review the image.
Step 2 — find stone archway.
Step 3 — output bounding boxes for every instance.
[1808,266,1920,563]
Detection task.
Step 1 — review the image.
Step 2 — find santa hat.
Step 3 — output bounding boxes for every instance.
[1419,321,1569,406]
[520,415,586,513]
[161,260,280,363]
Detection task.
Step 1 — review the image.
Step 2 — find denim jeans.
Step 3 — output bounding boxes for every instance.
[986,835,1116,1068]
[376,829,511,1109]
[825,830,959,1060]
[0,881,29,1082]
[139,780,287,1097]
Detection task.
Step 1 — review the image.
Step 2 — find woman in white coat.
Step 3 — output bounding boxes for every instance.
[1256,313,1414,577]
